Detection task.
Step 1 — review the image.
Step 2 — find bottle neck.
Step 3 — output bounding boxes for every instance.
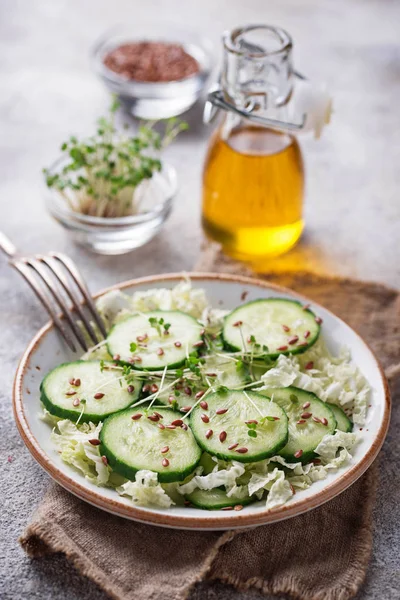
[221,25,294,119]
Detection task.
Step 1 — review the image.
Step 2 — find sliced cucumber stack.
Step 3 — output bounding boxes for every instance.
[100,406,201,483]
[223,298,321,358]
[40,360,140,423]
[107,310,203,370]
[186,487,255,510]
[327,403,353,433]
[190,390,288,463]
[258,387,336,462]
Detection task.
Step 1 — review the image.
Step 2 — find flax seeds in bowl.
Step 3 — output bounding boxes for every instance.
[92,27,214,119]
[103,41,200,82]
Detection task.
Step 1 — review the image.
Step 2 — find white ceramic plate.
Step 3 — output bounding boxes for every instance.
[13,273,390,530]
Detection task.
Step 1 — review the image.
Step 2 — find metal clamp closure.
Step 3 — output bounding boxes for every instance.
[203,89,306,131]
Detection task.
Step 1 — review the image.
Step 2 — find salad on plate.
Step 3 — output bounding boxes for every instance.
[40,280,370,512]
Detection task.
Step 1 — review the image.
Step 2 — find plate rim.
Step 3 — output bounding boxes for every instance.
[13,271,391,530]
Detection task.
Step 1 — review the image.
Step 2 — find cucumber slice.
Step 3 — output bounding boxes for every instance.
[153,354,251,412]
[190,390,288,463]
[186,487,255,510]
[100,406,201,483]
[40,360,140,423]
[223,299,320,358]
[327,403,353,433]
[202,354,251,389]
[258,387,336,462]
[107,310,203,370]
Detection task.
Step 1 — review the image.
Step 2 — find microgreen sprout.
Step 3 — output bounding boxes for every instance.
[44,99,187,218]
[148,316,169,337]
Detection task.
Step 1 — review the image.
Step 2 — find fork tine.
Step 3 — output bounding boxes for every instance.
[11,259,77,353]
[51,252,108,338]
[25,258,89,352]
[39,255,101,346]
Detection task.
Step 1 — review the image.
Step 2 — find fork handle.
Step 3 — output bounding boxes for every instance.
[0,232,17,257]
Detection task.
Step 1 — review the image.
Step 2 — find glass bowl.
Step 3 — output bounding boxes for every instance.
[91,26,214,119]
[45,158,177,255]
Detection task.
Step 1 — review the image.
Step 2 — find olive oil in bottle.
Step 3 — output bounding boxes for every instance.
[202,125,304,261]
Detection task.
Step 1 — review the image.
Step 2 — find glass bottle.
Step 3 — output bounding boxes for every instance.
[202,25,304,265]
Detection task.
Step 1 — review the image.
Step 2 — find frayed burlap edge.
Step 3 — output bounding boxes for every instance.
[208,463,378,600]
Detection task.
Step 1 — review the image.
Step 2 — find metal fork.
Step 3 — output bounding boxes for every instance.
[0,232,107,353]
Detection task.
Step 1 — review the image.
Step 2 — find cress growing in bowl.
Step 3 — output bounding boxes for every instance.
[43,99,185,254]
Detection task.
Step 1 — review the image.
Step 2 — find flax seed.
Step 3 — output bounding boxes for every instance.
[301,412,312,419]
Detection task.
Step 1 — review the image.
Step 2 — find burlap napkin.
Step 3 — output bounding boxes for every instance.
[20,244,399,600]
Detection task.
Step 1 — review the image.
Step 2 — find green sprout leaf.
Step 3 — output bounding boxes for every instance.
[130,342,137,353]
[248,430,257,438]
[217,385,229,394]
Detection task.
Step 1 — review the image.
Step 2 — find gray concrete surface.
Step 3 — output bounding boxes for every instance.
[1,1,399,599]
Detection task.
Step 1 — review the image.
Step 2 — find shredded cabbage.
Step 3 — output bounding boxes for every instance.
[96,289,135,328]
[117,470,175,508]
[178,461,245,495]
[51,418,110,486]
[260,339,370,424]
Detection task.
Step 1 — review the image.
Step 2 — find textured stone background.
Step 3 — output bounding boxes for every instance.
[1,0,399,599]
